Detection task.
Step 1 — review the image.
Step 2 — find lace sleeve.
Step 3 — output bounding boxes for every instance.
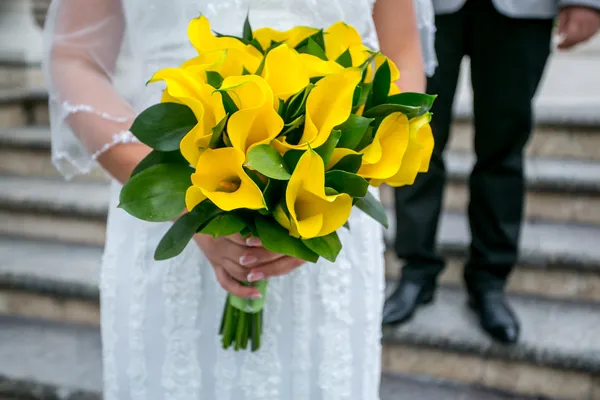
[413,0,437,77]
[42,0,139,179]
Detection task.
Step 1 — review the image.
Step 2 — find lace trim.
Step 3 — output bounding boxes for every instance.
[91,130,140,160]
[240,277,283,399]
[292,267,312,400]
[161,246,202,399]
[127,223,149,400]
[318,248,354,399]
[56,98,133,123]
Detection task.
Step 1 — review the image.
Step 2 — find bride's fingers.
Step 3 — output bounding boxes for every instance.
[220,258,252,282]
[247,257,305,280]
[214,265,260,298]
[237,247,285,268]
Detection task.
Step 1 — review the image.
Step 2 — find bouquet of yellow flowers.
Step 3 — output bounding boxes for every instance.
[119,15,435,352]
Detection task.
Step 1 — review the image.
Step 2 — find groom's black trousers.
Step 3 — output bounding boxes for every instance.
[394,0,553,293]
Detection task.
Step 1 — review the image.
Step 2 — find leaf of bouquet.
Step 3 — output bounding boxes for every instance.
[154,201,221,260]
[315,130,341,166]
[354,126,375,152]
[254,216,319,263]
[305,38,328,61]
[387,92,437,116]
[371,59,391,107]
[244,168,268,190]
[336,49,353,68]
[280,115,305,137]
[220,92,239,114]
[200,213,247,237]
[295,30,325,53]
[283,149,305,172]
[284,84,314,122]
[325,170,369,198]
[352,82,372,112]
[355,191,389,229]
[247,145,292,180]
[336,115,373,150]
[302,231,342,262]
[263,179,285,211]
[243,13,253,41]
[209,115,228,148]
[362,103,421,119]
[329,153,362,174]
[130,150,188,178]
[206,71,224,89]
[119,164,193,222]
[130,103,197,152]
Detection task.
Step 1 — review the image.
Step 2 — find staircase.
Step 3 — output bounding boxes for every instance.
[1,28,600,400]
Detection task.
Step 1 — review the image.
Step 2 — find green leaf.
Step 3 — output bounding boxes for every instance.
[336,115,373,150]
[362,103,421,119]
[305,38,327,60]
[329,153,362,174]
[285,84,314,121]
[246,145,292,180]
[154,201,221,260]
[220,91,239,114]
[387,92,437,116]
[244,167,268,190]
[243,13,253,41]
[354,126,374,152]
[255,55,267,76]
[314,130,341,166]
[262,179,285,211]
[353,82,372,111]
[209,115,228,148]
[295,30,325,52]
[249,38,264,54]
[254,215,319,263]
[325,187,339,195]
[130,103,197,152]
[280,115,305,136]
[371,59,391,107]
[302,232,342,262]
[283,149,305,172]
[355,191,388,228]
[206,71,224,88]
[200,213,247,237]
[119,164,193,222]
[325,170,369,197]
[131,150,188,178]
[242,66,252,75]
[336,49,353,68]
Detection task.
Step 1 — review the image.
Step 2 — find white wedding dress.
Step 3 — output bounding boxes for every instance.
[43,1,436,399]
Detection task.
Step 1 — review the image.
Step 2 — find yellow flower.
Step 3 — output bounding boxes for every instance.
[186,147,265,212]
[274,68,361,152]
[374,113,434,187]
[149,68,225,166]
[298,54,344,78]
[186,16,262,76]
[324,22,363,61]
[253,26,319,50]
[357,112,409,181]
[262,44,310,100]
[220,75,284,155]
[285,150,352,239]
[367,54,401,95]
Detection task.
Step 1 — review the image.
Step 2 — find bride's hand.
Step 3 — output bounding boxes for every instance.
[194,233,305,298]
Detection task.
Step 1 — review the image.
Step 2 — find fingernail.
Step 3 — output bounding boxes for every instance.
[246,237,262,247]
[239,255,258,266]
[247,271,265,282]
[249,292,262,299]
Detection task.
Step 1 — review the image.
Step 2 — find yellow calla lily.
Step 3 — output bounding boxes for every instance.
[186,147,265,212]
[326,148,359,170]
[274,68,361,152]
[356,113,409,181]
[149,68,225,166]
[298,53,344,78]
[253,26,319,50]
[188,15,247,53]
[375,113,434,187]
[220,75,284,155]
[182,48,261,79]
[262,44,310,100]
[285,150,353,239]
[324,22,363,61]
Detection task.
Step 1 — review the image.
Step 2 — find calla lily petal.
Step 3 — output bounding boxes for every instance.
[262,44,310,100]
[325,22,362,61]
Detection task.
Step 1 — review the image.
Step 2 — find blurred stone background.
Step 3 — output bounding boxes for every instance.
[0,1,599,399]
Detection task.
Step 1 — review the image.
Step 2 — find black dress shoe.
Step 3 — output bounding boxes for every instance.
[382,280,436,325]
[468,290,520,344]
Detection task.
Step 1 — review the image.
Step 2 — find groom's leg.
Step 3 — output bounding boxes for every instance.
[465,0,553,293]
[394,9,466,282]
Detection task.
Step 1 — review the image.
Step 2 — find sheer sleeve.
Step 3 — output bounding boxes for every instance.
[413,0,437,77]
[42,0,140,179]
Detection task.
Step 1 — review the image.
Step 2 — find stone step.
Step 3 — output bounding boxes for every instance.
[0,88,48,128]
[382,287,600,400]
[0,314,536,400]
[0,176,109,246]
[0,237,100,325]
[0,125,108,180]
[381,152,600,227]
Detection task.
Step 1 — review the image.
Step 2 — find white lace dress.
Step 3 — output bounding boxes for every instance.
[43,1,436,399]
